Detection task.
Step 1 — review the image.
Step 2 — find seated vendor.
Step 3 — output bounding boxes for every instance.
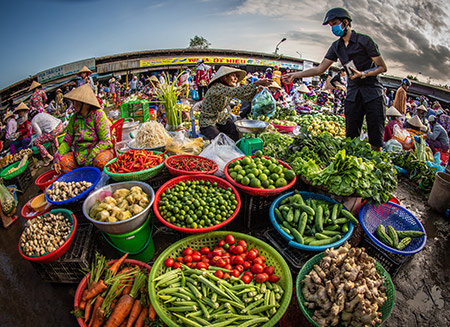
[404,115,426,133]
[53,84,113,174]
[384,106,403,142]
[268,81,284,103]
[427,115,449,153]
[12,102,32,154]
[292,84,310,108]
[199,66,271,141]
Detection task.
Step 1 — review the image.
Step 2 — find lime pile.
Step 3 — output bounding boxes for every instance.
[227,151,296,189]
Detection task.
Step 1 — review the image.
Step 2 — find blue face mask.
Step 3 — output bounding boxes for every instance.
[332,23,346,37]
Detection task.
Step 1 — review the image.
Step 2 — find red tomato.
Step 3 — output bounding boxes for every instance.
[237,240,248,249]
[223,252,231,258]
[212,248,223,257]
[250,248,259,256]
[183,255,193,263]
[196,262,207,270]
[218,240,226,247]
[164,258,174,267]
[233,245,244,255]
[247,250,257,260]
[255,273,268,283]
[192,254,201,262]
[235,264,244,273]
[241,252,247,261]
[214,270,224,279]
[258,255,266,262]
[225,234,235,245]
[224,264,233,271]
[192,250,201,256]
[269,274,280,283]
[243,261,252,270]
[251,263,264,274]
[243,271,253,278]
[252,257,263,265]
[230,255,237,264]
[264,266,275,276]
[172,262,181,269]
[241,274,252,284]
[229,245,236,254]
[183,248,193,256]
[176,256,184,262]
[231,269,240,278]
[200,246,210,255]
[216,258,226,267]
[201,257,210,263]
[207,252,214,259]
[190,262,197,269]
[223,273,231,280]
[233,255,244,266]
[224,258,231,265]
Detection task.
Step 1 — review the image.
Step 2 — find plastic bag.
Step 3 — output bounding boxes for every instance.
[166,131,204,155]
[393,124,410,142]
[191,89,200,101]
[251,89,276,118]
[199,133,244,177]
[384,139,403,153]
[0,184,17,216]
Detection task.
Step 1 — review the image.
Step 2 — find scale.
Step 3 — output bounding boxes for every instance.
[235,119,269,155]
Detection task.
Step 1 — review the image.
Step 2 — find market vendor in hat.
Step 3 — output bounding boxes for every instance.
[53,84,113,174]
[282,7,388,151]
[268,81,284,103]
[416,105,428,125]
[404,115,427,132]
[384,106,403,142]
[427,115,449,153]
[199,66,271,141]
[77,65,95,91]
[12,102,32,154]
[4,111,18,152]
[29,81,47,113]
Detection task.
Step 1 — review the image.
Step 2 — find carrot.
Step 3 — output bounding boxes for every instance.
[85,280,108,301]
[109,252,129,275]
[126,299,142,327]
[122,285,132,295]
[148,301,156,322]
[80,289,89,305]
[91,307,105,327]
[84,297,94,322]
[134,307,148,327]
[88,296,104,327]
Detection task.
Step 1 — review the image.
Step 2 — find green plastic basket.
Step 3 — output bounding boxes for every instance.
[31,142,51,155]
[148,231,293,327]
[296,252,396,327]
[104,151,167,181]
[1,159,29,180]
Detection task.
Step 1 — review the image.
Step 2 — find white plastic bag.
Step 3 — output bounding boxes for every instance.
[199,133,244,177]
[251,89,276,117]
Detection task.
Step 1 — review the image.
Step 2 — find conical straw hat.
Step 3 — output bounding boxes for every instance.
[64,84,100,108]
[209,66,246,85]
[296,84,310,93]
[407,115,425,129]
[416,105,427,112]
[14,102,29,112]
[386,106,402,117]
[29,80,41,91]
[148,75,159,83]
[78,66,92,74]
[268,81,281,89]
[4,112,15,121]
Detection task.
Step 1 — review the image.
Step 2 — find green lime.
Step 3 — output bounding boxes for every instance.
[254,150,263,158]
[274,166,283,174]
[229,171,238,179]
[247,173,256,180]
[249,163,257,169]
[242,157,251,165]
[251,168,260,176]
[236,174,244,183]
[250,178,261,188]
[259,173,268,181]
[267,185,276,189]
[285,170,296,181]
[241,177,250,186]
[268,164,277,173]
[261,179,270,188]
[263,169,271,175]
[234,164,243,171]
[270,173,280,181]
[275,178,287,188]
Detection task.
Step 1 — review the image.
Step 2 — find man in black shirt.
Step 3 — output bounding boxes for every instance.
[282,7,387,151]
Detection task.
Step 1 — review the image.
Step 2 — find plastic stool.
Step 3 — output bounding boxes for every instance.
[110,118,124,156]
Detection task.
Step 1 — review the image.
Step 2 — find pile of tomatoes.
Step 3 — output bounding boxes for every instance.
[163,234,280,284]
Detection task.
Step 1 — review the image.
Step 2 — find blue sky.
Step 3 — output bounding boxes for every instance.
[1,0,449,89]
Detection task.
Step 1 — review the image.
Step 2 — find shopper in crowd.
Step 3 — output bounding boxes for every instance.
[29,110,63,166]
[129,75,138,93]
[77,66,95,91]
[12,102,32,154]
[265,68,273,79]
[272,66,282,87]
[199,66,271,141]
[4,111,18,153]
[195,59,212,100]
[55,88,65,116]
[53,84,113,174]
[427,115,449,153]
[268,81,284,103]
[178,69,191,98]
[29,81,47,113]
[384,106,403,142]
[282,69,294,94]
[393,78,410,116]
[283,7,388,151]
[436,109,450,134]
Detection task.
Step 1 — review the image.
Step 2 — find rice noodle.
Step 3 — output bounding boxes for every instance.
[135,121,171,148]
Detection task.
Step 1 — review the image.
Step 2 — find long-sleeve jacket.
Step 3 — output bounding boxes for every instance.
[200,83,257,127]
[427,123,449,147]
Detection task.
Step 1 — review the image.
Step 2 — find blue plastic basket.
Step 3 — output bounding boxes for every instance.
[45,167,101,205]
[359,202,427,255]
[269,191,354,251]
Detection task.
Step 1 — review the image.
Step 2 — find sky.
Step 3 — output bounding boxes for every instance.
[1,0,449,90]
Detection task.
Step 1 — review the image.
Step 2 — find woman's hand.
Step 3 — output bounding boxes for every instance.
[254,78,272,87]
[54,162,61,175]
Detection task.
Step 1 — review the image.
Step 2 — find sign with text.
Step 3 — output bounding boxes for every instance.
[37,58,95,83]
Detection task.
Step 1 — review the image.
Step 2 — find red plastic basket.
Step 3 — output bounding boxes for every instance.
[18,209,77,263]
[153,174,241,234]
[35,169,61,191]
[271,122,297,133]
[74,259,152,327]
[165,154,218,176]
[224,156,297,197]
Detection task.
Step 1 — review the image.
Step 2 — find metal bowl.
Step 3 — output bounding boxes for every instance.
[128,139,165,152]
[82,181,154,235]
[235,119,269,133]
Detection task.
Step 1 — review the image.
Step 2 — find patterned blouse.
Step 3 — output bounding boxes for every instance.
[57,109,112,166]
[439,114,450,133]
[30,89,47,113]
[200,83,257,127]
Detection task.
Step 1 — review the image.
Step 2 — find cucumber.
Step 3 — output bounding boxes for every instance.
[330,204,339,223]
[314,233,330,240]
[293,208,301,224]
[323,205,330,220]
[280,197,290,205]
[376,225,393,247]
[397,237,412,250]
[396,230,425,238]
[290,228,305,244]
[293,204,315,216]
[325,224,340,231]
[274,208,284,222]
[341,209,358,225]
[286,209,294,223]
[387,225,399,248]
[335,218,349,225]
[315,206,324,233]
[341,223,349,233]
[297,212,308,235]
[309,235,341,246]
[280,226,291,235]
[303,236,316,245]
[321,230,341,236]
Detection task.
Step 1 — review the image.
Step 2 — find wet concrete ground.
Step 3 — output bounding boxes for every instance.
[0,167,449,327]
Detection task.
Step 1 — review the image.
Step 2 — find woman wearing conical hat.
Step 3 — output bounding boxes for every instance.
[11,102,32,154]
[53,84,113,174]
[77,66,95,91]
[29,81,47,113]
[384,106,403,142]
[199,66,271,141]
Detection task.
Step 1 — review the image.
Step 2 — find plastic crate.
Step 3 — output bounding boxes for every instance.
[121,100,149,121]
[31,224,96,283]
[2,164,33,192]
[359,234,414,278]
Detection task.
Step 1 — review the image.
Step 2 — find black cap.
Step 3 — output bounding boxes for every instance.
[323,7,352,25]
